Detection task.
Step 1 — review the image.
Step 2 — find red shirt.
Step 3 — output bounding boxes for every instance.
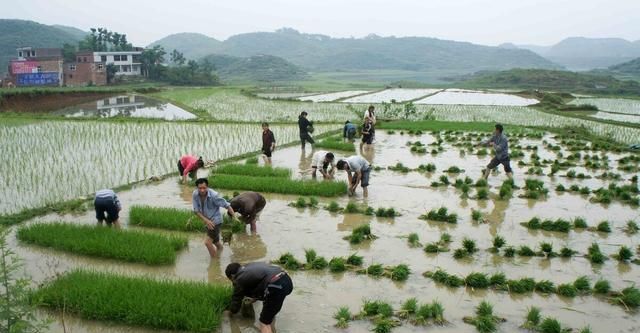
[262,129,275,149]
[180,155,199,176]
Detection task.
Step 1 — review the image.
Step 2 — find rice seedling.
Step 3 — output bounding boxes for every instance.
[522,217,571,233]
[517,245,537,257]
[315,137,355,151]
[555,184,565,191]
[211,174,348,197]
[489,273,507,288]
[375,207,400,218]
[372,319,395,333]
[556,283,578,298]
[579,327,593,333]
[32,270,231,332]
[407,233,421,248]
[417,163,436,172]
[504,246,516,257]
[540,242,555,257]
[439,175,450,186]
[329,257,347,273]
[289,196,319,208]
[539,318,564,333]
[507,278,536,293]
[360,300,394,318]
[463,301,504,333]
[499,180,513,199]
[471,209,483,222]
[465,272,490,289]
[625,220,639,234]
[16,222,187,265]
[453,248,470,259]
[213,163,292,178]
[535,280,556,294]
[362,264,385,277]
[344,202,361,213]
[346,253,364,266]
[573,217,588,229]
[424,269,463,288]
[559,246,576,258]
[400,298,418,317]
[613,286,640,309]
[475,178,488,187]
[463,238,478,254]
[440,232,452,243]
[245,156,259,164]
[277,252,302,270]
[388,264,411,281]
[476,188,489,200]
[522,307,541,329]
[345,224,377,244]
[574,276,591,294]
[446,166,464,173]
[420,207,457,223]
[388,162,411,173]
[596,221,611,233]
[326,201,342,212]
[587,243,607,264]
[334,306,352,328]
[594,279,611,294]
[129,205,198,232]
[615,246,633,262]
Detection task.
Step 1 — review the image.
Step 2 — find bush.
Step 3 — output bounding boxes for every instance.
[17,222,187,265]
[32,270,231,332]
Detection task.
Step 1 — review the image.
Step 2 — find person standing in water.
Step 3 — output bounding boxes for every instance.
[229,191,266,233]
[298,111,314,149]
[364,105,376,142]
[261,122,276,165]
[336,155,372,197]
[178,155,205,183]
[478,123,513,180]
[343,120,357,141]
[192,178,236,258]
[94,188,122,227]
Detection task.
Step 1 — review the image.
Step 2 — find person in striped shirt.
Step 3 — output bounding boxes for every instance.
[94,189,122,227]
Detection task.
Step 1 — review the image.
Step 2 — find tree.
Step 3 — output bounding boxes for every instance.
[0,229,49,333]
[62,43,77,63]
[106,64,118,84]
[170,49,186,66]
[140,45,166,78]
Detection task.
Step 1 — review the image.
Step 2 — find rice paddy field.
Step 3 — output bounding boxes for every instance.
[341,88,442,103]
[415,90,539,106]
[2,85,640,333]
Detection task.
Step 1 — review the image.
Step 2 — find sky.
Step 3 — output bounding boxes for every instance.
[2,0,639,47]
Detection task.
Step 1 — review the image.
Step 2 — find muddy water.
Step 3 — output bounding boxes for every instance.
[11,131,640,333]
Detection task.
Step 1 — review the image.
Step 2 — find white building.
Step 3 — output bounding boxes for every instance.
[93,51,142,76]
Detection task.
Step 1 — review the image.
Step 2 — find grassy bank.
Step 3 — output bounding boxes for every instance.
[17,222,187,265]
[210,174,347,196]
[32,270,231,332]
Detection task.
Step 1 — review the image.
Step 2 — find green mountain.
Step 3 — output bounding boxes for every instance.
[152,28,560,74]
[608,57,640,76]
[0,19,85,75]
[51,24,88,40]
[201,54,307,82]
[149,33,222,60]
[458,68,640,96]
[514,37,640,71]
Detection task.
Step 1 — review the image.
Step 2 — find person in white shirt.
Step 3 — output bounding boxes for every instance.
[336,155,372,197]
[311,151,335,179]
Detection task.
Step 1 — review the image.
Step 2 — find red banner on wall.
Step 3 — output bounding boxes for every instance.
[10,61,38,74]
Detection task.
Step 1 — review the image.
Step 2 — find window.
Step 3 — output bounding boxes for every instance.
[114,55,121,61]
[18,51,23,57]
[121,55,128,61]
[69,65,76,71]
[101,55,107,62]
[83,57,87,62]
[97,63,104,70]
[37,66,42,73]
[30,51,36,57]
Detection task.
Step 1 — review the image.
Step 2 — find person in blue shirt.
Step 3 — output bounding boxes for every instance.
[343,120,357,141]
[192,178,236,257]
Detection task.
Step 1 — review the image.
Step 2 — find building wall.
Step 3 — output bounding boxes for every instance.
[63,62,107,86]
[9,59,63,87]
[92,52,142,76]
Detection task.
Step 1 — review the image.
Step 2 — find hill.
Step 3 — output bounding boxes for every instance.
[152,28,560,74]
[148,33,222,60]
[201,54,307,82]
[0,19,85,75]
[458,68,640,96]
[513,37,640,71]
[608,57,640,76]
[51,24,88,40]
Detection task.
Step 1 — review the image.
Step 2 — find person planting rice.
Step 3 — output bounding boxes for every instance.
[298,111,314,149]
[336,155,372,197]
[229,192,266,233]
[94,188,122,227]
[343,120,357,141]
[225,262,293,333]
[478,123,513,180]
[311,150,336,179]
[364,105,376,142]
[360,117,374,149]
[178,155,205,183]
[193,178,236,258]
[261,123,276,165]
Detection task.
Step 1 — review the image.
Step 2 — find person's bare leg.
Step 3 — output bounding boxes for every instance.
[204,237,218,257]
[506,172,513,180]
[250,219,257,233]
[259,322,273,333]
[482,169,490,180]
[215,241,223,252]
[363,187,368,198]
[312,169,317,178]
[97,219,104,226]
[112,219,121,229]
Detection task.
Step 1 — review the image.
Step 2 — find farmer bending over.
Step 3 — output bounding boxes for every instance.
[225,262,293,333]
[192,178,235,257]
[311,150,336,179]
[178,155,205,183]
[343,120,357,141]
[478,123,513,180]
[336,155,372,197]
[94,188,121,227]
[230,192,266,233]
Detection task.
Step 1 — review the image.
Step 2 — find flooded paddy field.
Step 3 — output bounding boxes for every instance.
[10,129,640,333]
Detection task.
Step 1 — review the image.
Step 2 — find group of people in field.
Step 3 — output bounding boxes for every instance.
[91,104,511,333]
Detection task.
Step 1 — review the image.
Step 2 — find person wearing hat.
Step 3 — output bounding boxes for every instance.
[478,123,513,180]
[298,111,314,149]
[225,262,293,333]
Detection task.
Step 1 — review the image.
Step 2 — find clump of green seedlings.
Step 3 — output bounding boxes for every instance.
[334,306,352,328]
[357,264,411,281]
[445,166,464,174]
[417,163,436,172]
[594,220,611,233]
[572,217,588,229]
[539,242,557,258]
[212,174,348,196]
[420,207,457,223]
[32,270,232,332]
[453,238,478,259]
[471,209,486,223]
[329,257,347,273]
[474,178,488,187]
[388,162,411,173]
[587,242,607,264]
[521,179,549,199]
[325,201,342,212]
[463,301,505,333]
[612,286,640,309]
[277,252,302,270]
[214,163,292,178]
[423,269,463,288]
[499,180,513,199]
[559,246,577,258]
[521,217,571,233]
[594,279,611,294]
[288,196,319,208]
[408,141,427,154]
[16,222,188,265]
[573,276,591,295]
[304,249,328,270]
[489,235,506,253]
[407,233,421,248]
[614,246,634,262]
[345,224,377,244]
[521,308,574,333]
[591,182,640,207]
[475,188,489,200]
[625,220,639,234]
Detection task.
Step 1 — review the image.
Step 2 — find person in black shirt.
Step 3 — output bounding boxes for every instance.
[261,122,276,165]
[298,111,314,149]
[225,262,293,333]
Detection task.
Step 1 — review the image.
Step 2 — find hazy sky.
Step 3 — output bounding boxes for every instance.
[2,0,639,46]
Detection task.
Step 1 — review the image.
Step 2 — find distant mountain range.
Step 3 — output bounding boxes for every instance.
[0,19,86,75]
[201,54,307,82]
[501,37,640,71]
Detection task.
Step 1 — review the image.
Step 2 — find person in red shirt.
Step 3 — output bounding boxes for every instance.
[261,123,276,165]
[178,155,204,183]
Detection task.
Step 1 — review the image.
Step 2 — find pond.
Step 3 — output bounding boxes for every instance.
[52,94,197,120]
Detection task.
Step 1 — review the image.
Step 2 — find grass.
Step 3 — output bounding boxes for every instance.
[556,283,578,298]
[209,174,347,196]
[0,198,88,226]
[213,163,292,178]
[522,307,541,329]
[17,222,187,265]
[574,276,591,294]
[289,196,319,208]
[329,257,347,273]
[334,307,352,328]
[345,224,377,244]
[129,205,244,234]
[32,270,231,332]
[420,207,458,223]
[315,136,355,151]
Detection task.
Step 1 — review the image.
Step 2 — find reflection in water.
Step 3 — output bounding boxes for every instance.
[229,233,268,263]
[55,95,196,120]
